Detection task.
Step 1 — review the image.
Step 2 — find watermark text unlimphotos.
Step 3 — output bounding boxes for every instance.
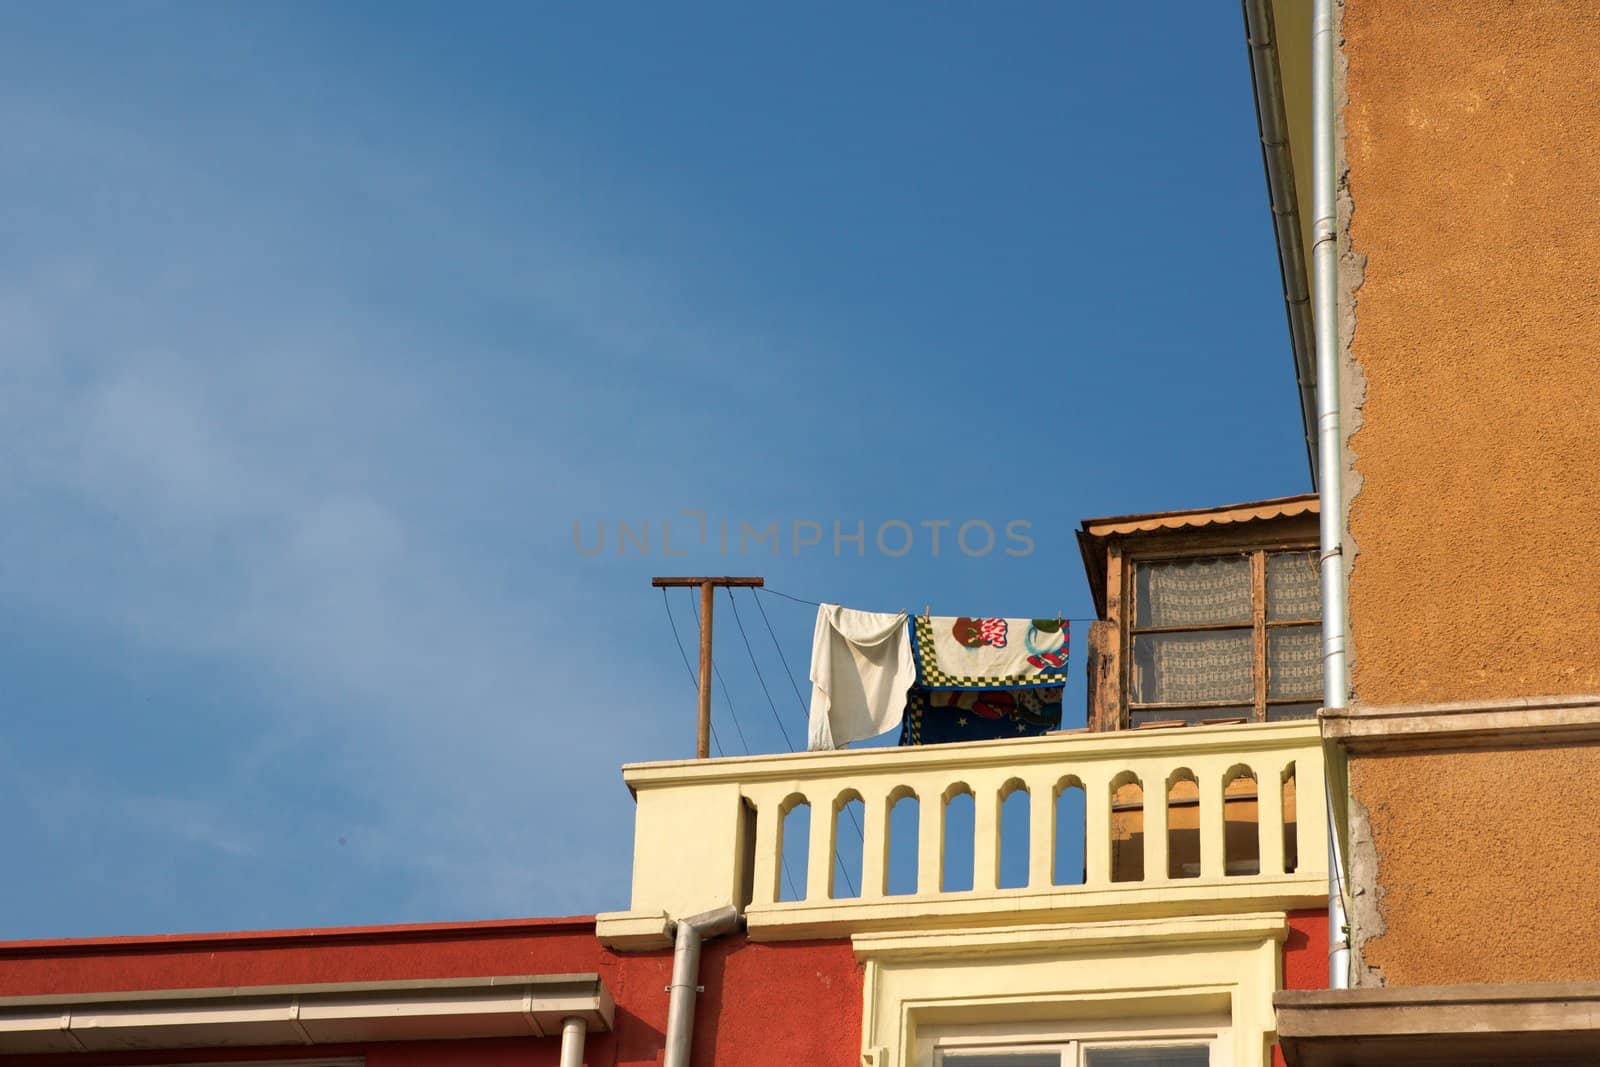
[574,510,1033,558]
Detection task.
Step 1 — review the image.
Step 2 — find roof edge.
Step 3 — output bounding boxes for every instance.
[1242,0,1319,481]
[1077,493,1319,618]
[1079,492,1318,534]
[0,915,599,957]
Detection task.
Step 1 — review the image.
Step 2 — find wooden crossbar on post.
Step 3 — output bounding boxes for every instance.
[652,576,765,758]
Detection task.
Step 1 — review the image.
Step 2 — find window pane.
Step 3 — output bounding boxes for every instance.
[1267,701,1320,722]
[1134,557,1251,628]
[1084,1046,1208,1067]
[1267,551,1321,621]
[1132,629,1253,704]
[944,1055,1059,1067]
[1268,624,1323,699]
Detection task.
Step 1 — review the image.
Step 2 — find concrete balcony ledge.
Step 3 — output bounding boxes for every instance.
[740,874,1326,942]
[1276,982,1600,1066]
[1321,693,1600,753]
[599,721,1328,949]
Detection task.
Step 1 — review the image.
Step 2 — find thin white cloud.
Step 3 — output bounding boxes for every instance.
[0,96,735,926]
[0,745,263,861]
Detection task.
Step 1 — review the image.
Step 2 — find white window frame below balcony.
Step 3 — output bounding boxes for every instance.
[926,1013,1229,1067]
[854,913,1283,1067]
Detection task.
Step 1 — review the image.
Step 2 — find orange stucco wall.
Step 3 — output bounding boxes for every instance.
[1338,0,1600,989]
[1351,746,1600,985]
[1342,0,1600,707]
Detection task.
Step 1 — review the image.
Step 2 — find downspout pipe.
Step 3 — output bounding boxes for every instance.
[662,905,741,1067]
[1312,0,1353,990]
[559,1015,587,1067]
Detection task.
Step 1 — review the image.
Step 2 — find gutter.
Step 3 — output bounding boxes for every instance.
[662,905,741,1067]
[0,974,614,1055]
[1242,0,1319,479]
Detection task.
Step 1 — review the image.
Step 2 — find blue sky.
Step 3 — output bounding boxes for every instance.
[0,3,1309,937]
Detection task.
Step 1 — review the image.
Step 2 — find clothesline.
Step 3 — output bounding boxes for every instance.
[659,584,856,897]
[657,585,1085,887]
[659,585,1086,759]
[809,604,1073,751]
[759,585,1100,624]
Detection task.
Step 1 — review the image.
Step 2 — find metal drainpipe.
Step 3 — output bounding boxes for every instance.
[662,904,741,1067]
[1312,0,1352,991]
[559,1015,587,1067]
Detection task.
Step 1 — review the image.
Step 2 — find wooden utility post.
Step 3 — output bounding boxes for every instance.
[652,576,764,758]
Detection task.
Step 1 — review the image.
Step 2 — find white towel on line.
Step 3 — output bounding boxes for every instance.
[807,604,916,751]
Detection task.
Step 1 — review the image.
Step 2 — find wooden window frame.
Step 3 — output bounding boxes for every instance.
[1118,541,1320,728]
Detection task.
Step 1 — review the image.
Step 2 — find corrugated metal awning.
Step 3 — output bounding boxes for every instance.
[1077,493,1319,617]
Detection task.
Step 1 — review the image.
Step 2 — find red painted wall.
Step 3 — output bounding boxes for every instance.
[0,918,602,997]
[1272,909,1329,1067]
[0,919,862,1067]
[0,910,1323,1067]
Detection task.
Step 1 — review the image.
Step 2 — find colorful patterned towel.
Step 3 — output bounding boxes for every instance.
[899,685,1064,745]
[911,616,1069,690]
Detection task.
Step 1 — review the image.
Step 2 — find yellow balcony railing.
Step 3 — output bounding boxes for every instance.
[597,720,1327,948]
